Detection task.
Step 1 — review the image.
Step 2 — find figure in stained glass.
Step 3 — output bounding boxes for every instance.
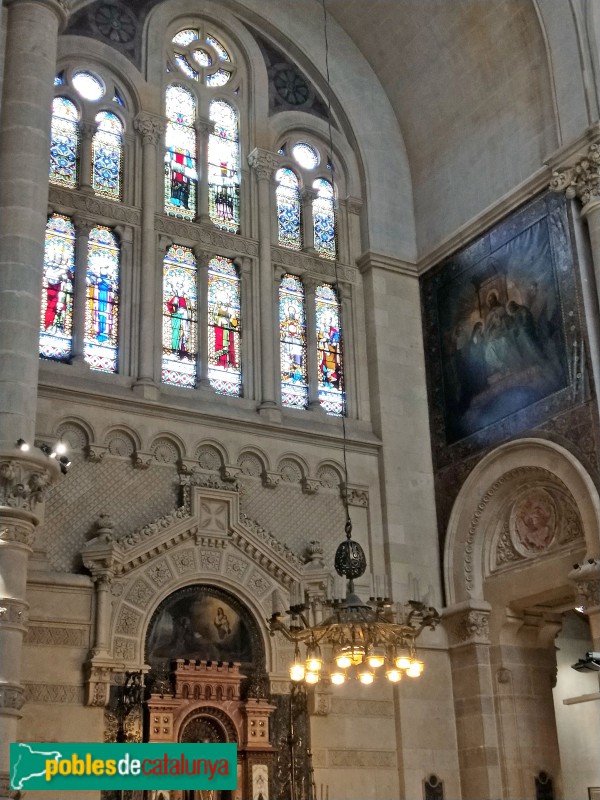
[316,283,344,415]
[165,86,198,220]
[313,178,336,260]
[40,214,75,361]
[208,100,240,233]
[162,246,197,388]
[276,168,301,250]
[208,257,241,396]
[279,275,308,409]
[85,227,119,372]
[92,111,123,200]
[49,97,79,188]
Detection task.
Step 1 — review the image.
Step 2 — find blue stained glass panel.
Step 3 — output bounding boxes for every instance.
[279,274,308,409]
[208,257,241,396]
[173,29,199,46]
[316,283,344,416]
[206,35,230,61]
[276,168,301,250]
[92,111,123,200]
[162,245,198,388]
[313,178,336,260]
[165,85,198,220]
[49,97,79,187]
[85,227,120,373]
[208,100,240,233]
[40,214,75,361]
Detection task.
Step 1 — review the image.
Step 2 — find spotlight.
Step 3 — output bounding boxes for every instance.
[59,456,71,475]
[571,652,600,672]
[54,441,67,455]
[39,443,52,457]
[16,438,30,451]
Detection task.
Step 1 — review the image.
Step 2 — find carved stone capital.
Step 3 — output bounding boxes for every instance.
[0,598,29,631]
[196,118,215,138]
[302,477,321,495]
[570,559,600,611]
[73,214,95,237]
[80,121,97,140]
[301,187,319,204]
[0,452,58,516]
[247,148,281,180]
[443,601,492,646]
[550,143,600,210]
[84,661,114,707]
[134,113,165,147]
[262,470,281,489]
[345,195,363,215]
[0,682,25,712]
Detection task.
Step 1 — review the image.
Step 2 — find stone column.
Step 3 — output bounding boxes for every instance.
[236,256,254,400]
[79,121,95,194]
[133,113,165,400]
[443,601,503,800]
[0,3,67,794]
[303,276,323,412]
[301,187,317,252]
[196,118,213,225]
[248,148,281,420]
[114,223,134,376]
[337,280,355,419]
[71,215,94,364]
[194,247,211,390]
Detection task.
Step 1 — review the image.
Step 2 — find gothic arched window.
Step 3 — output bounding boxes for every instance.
[164,85,198,220]
[92,111,124,200]
[313,178,336,259]
[40,214,75,361]
[208,256,241,396]
[316,283,344,415]
[49,97,79,188]
[162,245,198,388]
[279,274,308,409]
[208,100,240,233]
[85,226,120,373]
[275,168,301,250]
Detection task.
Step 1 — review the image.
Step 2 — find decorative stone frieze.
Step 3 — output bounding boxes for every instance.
[48,186,141,226]
[24,625,87,647]
[342,485,369,507]
[23,683,84,705]
[154,215,259,257]
[443,601,492,646]
[308,686,331,716]
[272,245,358,284]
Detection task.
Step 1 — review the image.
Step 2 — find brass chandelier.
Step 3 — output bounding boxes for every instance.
[268,520,440,687]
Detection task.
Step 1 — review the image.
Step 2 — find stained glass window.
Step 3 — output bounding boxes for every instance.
[164,85,198,220]
[162,245,197,388]
[313,178,336,260]
[85,227,119,372]
[206,34,230,61]
[316,283,344,415]
[172,29,231,86]
[208,257,241,396]
[173,29,199,46]
[92,111,123,200]
[206,69,231,87]
[208,100,240,233]
[279,274,308,409]
[49,97,79,187]
[72,71,105,101]
[40,214,75,361]
[293,142,319,170]
[174,55,198,81]
[276,168,301,250]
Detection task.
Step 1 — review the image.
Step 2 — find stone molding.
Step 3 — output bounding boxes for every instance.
[24,624,87,647]
[247,147,281,180]
[154,214,259,257]
[272,245,358,283]
[327,750,396,768]
[443,601,492,646]
[357,250,418,278]
[49,185,141,226]
[23,683,84,705]
[570,559,600,611]
[6,0,70,28]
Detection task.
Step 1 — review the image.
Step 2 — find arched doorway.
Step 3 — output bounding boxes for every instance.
[443,438,600,800]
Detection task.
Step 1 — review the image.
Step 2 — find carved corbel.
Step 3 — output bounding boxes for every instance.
[262,471,281,489]
[570,559,600,611]
[221,464,242,483]
[133,450,153,470]
[87,443,107,463]
[442,600,492,647]
[302,477,321,495]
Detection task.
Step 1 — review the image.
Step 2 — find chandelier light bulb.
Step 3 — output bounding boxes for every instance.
[395,648,412,670]
[358,669,374,685]
[335,653,352,670]
[366,645,386,669]
[305,644,323,672]
[330,671,346,685]
[305,671,320,685]
[386,667,402,682]
[406,660,423,678]
[16,438,30,452]
[290,663,305,682]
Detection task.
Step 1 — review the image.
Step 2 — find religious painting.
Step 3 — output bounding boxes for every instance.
[145,585,255,672]
[422,192,579,450]
[510,488,557,555]
[208,256,241,396]
[279,274,308,409]
[316,283,344,416]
